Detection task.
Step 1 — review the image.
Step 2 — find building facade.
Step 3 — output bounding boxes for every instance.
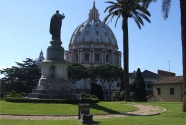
[147,76,183,102]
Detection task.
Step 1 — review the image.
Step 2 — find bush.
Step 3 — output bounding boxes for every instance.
[78,92,98,99]
[112,91,120,101]
[3,91,26,99]
[112,90,125,101]
[130,91,138,101]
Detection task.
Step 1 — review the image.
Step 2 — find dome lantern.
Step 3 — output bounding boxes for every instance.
[88,1,99,20]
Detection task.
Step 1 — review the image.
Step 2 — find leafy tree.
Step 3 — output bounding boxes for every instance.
[90,82,104,101]
[0,58,41,95]
[94,64,123,100]
[88,66,97,82]
[131,68,146,101]
[119,69,124,91]
[67,62,89,87]
[103,0,151,101]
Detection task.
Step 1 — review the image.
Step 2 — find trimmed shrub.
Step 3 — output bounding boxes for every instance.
[78,92,98,100]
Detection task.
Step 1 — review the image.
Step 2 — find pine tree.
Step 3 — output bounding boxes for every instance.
[132,68,147,101]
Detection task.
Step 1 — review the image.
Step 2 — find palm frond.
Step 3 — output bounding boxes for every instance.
[108,6,119,14]
[139,13,151,23]
[104,4,116,12]
[141,0,156,8]
[162,0,171,20]
[105,1,117,5]
[115,12,121,27]
[133,17,142,29]
[103,12,115,24]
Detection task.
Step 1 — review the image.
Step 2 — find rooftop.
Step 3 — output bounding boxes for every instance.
[152,76,183,84]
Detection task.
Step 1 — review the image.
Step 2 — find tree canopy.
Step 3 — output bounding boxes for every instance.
[67,62,89,87]
[0,58,41,94]
[93,64,123,100]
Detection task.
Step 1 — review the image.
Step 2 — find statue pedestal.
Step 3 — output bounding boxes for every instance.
[27,40,77,99]
[38,61,69,91]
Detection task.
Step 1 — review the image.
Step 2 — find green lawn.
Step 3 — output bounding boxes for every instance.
[0,101,136,115]
[0,101,186,125]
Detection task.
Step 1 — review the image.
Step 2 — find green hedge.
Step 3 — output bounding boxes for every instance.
[5,98,99,104]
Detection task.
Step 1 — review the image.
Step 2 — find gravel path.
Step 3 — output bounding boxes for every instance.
[0,104,166,120]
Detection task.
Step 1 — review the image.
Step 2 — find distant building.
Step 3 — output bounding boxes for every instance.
[129,70,158,96]
[147,76,183,102]
[147,70,183,102]
[34,50,45,68]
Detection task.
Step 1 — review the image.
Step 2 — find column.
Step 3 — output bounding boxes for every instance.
[89,49,92,64]
[102,49,104,64]
[69,50,72,62]
[92,49,94,63]
[119,52,121,67]
[104,49,106,63]
[80,49,82,63]
[112,51,116,65]
[102,49,106,64]
[78,49,80,63]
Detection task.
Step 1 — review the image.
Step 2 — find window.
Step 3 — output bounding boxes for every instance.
[96,31,99,36]
[106,55,109,62]
[76,55,78,62]
[170,88,174,95]
[157,88,161,95]
[95,54,99,61]
[85,54,89,61]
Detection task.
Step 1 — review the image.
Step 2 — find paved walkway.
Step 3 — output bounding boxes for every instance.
[0,104,166,120]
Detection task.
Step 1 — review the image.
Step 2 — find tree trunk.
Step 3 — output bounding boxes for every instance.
[123,16,130,101]
[180,0,186,112]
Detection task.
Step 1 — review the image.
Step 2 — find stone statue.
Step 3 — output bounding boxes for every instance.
[50,10,65,40]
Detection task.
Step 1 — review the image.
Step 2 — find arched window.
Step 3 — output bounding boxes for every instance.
[95,54,99,61]
[84,54,89,61]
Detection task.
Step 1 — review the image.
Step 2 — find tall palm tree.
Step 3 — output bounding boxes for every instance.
[160,0,186,112]
[103,0,151,101]
[179,0,186,112]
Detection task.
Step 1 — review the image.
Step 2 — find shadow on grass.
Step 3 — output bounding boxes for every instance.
[122,112,161,116]
[89,103,120,114]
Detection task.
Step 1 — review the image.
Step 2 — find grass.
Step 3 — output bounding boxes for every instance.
[0,101,186,125]
[0,101,136,115]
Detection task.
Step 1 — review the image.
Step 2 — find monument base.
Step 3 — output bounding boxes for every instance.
[27,78,77,99]
[27,39,77,99]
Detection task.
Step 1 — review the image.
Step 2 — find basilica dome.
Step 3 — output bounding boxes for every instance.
[66,2,121,67]
[69,2,118,47]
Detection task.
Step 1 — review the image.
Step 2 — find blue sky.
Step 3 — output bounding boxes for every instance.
[0,0,182,78]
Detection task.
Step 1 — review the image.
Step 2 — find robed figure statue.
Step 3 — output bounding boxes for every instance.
[50,10,65,40]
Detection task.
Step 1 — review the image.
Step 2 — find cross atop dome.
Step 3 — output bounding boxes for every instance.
[88,1,99,20]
